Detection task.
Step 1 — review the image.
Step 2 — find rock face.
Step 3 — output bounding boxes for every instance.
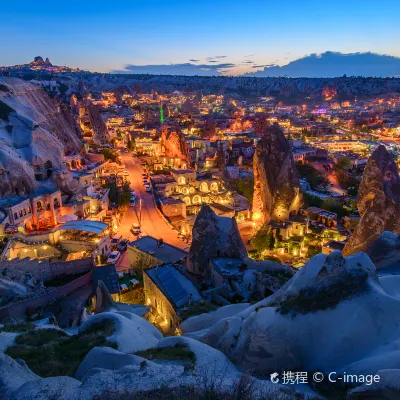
[186,204,247,277]
[195,250,400,377]
[160,125,191,168]
[86,102,109,145]
[343,145,400,256]
[0,77,82,199]
[252,123,302,224]
[94,280,116,313]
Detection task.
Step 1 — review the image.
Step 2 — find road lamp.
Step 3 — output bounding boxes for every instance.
[139,198,142,225]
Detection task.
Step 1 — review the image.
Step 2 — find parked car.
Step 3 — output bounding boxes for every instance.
[111,234,122,248]
[145,186,152,192]
[107,251,121,264]
[117,239,129,252]
[131,223,141,235]
[129,197,136,207]
[130,190,136,197]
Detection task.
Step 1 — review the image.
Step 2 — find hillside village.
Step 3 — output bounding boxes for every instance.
[1,67,400,399]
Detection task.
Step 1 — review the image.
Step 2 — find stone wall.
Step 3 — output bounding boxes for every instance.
[0,271,92,322]
[143,271,179,331]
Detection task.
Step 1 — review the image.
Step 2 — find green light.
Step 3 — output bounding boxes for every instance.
[160,108,164,123]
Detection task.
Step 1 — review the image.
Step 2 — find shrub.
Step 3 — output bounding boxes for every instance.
[0,322,35,333]
[274,270,369,316]
[179,302,218,321]
[6,320,116,377]
[15,328,68,346]
[136,343,196,366]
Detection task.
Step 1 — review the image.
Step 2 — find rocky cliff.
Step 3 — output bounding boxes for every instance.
[0,77,82,152]
[343,145,400,256]
[186,204,247,277]
[0,77,82,198]
[160,125,191,168]
[252,123,302,224]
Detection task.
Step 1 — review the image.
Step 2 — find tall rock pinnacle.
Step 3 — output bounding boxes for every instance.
[252,123,302,224]
[343,145,400,256]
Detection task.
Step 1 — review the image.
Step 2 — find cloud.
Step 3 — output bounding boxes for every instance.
[252,64,277,68]
[113,62,236,76]
[245,51,400,77]
[243,60,254,64]
[206,55,227,61]
[244,54,254,57]
[189,59,199,62]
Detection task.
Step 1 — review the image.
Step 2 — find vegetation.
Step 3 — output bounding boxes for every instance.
[0,322,35,333]
[6,321,117,377]
[100,148,119,163]
[91,372,291,400]
[251,226,275,252]
[136,343,196,366]
[127,138,136,151]
[236,177,254,203]
[132,252,154,274]
[273,270,369,316]
[296,163,329,190]
[303,192,324,208]
[0,100,14,121]
[306,244,322,258]
[103,182,131,207]
[179,302,218,321]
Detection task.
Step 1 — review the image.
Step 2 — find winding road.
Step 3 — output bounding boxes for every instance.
[116,152,188,270]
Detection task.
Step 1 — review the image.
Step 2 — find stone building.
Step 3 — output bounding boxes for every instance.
[154,169,233,217]
[143,264,201,333]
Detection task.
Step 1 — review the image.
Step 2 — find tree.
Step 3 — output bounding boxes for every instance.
[335,156,352,171]
[132,252,154,274]
[100,149,118,163]
[251,226,275,252]
[127,138,135,151]
[236,177,254,202]
[296,163,329,190]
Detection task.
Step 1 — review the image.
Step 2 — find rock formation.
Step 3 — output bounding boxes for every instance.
[252,123,302,224]
[193,250,400,378]
[94,280,116,314]
[86,102,109,145]
[186,204,247,277]
[343,145,400,256]
[160,125,191,168]
[0,77,83,199]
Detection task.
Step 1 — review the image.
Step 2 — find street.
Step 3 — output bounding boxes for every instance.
[116,152,188,270]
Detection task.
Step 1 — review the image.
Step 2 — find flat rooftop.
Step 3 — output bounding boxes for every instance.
[129,236,187,264]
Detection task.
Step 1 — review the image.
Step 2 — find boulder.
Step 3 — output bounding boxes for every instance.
[94,280,116,313]
[75,346,145,381]
[348,369,400,400]
[186,204,247,277]
[196,251,400,377]
[10,376,81,400]
[79,311,162,353]
[0,352,38,397]
[344,145,400,256]
[252,123,302,224]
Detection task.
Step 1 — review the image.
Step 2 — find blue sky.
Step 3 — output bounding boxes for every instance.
[1,0,399,75]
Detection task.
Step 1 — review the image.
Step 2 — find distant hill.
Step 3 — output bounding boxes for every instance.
[245,52,400,78]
